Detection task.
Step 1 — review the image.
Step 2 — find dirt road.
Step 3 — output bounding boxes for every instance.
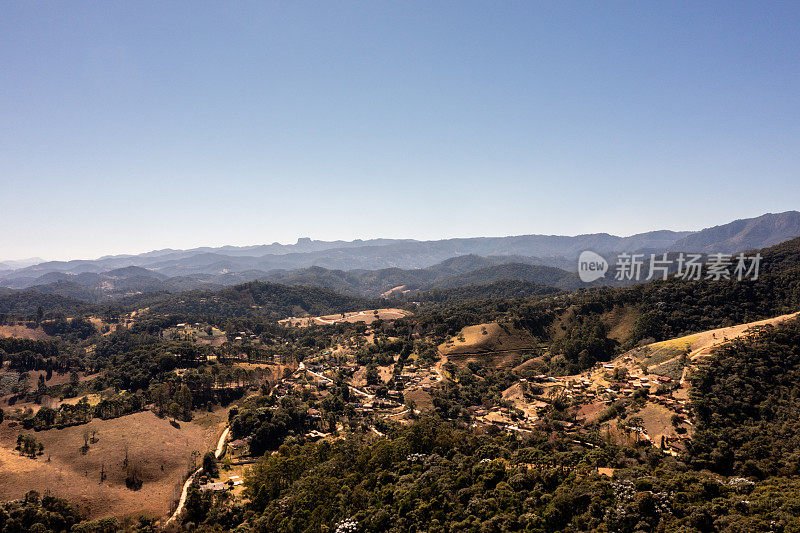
[166,426,229,525]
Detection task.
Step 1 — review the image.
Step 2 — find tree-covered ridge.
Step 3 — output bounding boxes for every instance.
[8,235,799,335]
[0,280,382,322]
[689,317,800,478]
[414,280,561,304]
[402,236,800,375]
[0,290,88,316]
[139,281,385,320]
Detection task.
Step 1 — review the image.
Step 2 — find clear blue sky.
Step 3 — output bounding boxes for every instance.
[2,2,799,261]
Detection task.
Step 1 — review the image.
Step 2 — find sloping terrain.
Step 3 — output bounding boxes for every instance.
[687,317,800,477]
[439,322,538,356]
[0,257,576,302]
[634,311,800,375]
[279,308,411,327]
[414,280,561,303]
[669,211,800,254]
[434,263,579,290]
[0,410,226,519]
[0,325,50,341]
[0,290,88,315]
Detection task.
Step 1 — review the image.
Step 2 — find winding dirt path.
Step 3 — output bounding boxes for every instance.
[165,426,230,525]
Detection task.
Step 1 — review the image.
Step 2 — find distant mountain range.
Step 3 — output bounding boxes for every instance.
[1,211,798,302]
[0,257,45,271]
[667,211,800,253]
[0,255,584,302]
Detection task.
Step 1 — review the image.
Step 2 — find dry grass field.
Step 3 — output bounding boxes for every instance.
[575,400,606,424]
[402,388,434,411]
[635,402,681,445]
[350,363,395,388]
[0,325,51,340]
[279,308,411,327]
[550,304,639,344]
[438,322,539,370]
[380,285,408,298]
[635,310,800,372]
[602,305,639,342]
[501,381,547,420]
[0,409,227,520]
[439,322,537,356]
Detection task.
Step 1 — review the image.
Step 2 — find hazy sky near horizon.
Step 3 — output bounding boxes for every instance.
[2,2,799,261]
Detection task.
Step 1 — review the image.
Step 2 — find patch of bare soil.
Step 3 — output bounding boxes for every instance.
[0,325,51,341]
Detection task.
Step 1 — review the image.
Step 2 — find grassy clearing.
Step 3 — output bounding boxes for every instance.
[0,409,227,520]
[279,308,411,327]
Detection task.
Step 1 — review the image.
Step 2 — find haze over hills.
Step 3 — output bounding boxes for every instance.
[1,211,798,302]
[1,231,689,279]
[0,255,582,302]
[4,231,800,321]
[0,258,45,271]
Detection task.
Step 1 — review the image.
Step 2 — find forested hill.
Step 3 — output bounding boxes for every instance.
[618,234,800,342]
[123,234,800,331]
[404,236,800,372]
[140,281,383,319]
[0,290,89,316]
[414,279,561,304]
[432,263,580,290]
[689,317,800,478]
[5,211,800,302]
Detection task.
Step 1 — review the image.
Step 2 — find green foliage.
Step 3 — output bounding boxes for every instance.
[689,318,800,478]
[550,317,616,374]
[230,396,312,456]
[15,434,44,458]
[40,317,97,340]
[0,290,88,316]
[365,364,380,386]
[187,416,800,532]
[0,491,84,532]
[415,280,560,303]
[202,452,219,478]
[432,363,517,420]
